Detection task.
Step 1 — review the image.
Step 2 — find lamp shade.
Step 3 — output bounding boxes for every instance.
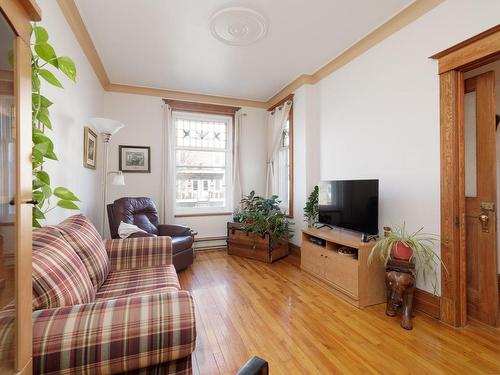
[112,172,125,186]
[89,117,124,135]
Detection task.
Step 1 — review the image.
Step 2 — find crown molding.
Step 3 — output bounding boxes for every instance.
[58,0,443,109]
[106,83,267,108]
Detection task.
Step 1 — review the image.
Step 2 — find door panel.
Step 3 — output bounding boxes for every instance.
[464,71,499,326]
[0,12,17,374]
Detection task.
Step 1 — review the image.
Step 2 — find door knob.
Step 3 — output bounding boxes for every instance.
[479,213,489,232]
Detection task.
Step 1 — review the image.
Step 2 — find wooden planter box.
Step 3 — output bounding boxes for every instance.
[227,222,289,263]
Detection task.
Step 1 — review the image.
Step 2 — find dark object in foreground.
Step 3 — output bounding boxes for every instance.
[235,356,269,375]
[385,259,416,330]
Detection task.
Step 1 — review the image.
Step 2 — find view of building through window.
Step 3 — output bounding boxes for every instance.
[174,114,232,212]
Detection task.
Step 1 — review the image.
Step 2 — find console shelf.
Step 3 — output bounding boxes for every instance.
[301,227,385,308]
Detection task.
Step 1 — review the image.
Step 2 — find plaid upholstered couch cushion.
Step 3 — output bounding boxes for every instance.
[56,214,110,289]
[32,218,196,375]
[32,227,95,310]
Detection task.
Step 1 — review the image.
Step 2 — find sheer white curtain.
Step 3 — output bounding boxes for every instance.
[160,103,175,223]
[232,110,243,209]
[265,101,292,197]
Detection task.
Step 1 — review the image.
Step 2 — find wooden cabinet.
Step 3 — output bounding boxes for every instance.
[301,228,385,308]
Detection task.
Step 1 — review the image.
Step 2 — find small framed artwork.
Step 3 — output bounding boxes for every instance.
[83,127,97,169]
[119,145,151,173]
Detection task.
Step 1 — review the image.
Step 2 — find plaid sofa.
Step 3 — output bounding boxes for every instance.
[31,215,196,375]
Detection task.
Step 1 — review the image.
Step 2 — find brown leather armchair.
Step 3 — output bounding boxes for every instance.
[107,197,194,271]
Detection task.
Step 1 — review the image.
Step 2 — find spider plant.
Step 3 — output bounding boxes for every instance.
[368,223,446,294]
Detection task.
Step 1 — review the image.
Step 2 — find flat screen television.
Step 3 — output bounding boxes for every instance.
[318,179,379,235]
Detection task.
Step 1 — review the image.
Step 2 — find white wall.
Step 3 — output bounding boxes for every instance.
[292,0,500,293]
[37,0,104,226]
[103,91,267,241]
[291,84,320,246]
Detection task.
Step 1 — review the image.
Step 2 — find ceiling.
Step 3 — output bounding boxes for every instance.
[75,0,414,101]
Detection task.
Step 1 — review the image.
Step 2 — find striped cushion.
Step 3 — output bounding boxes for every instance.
[32,291,196,375]
[104,236,172,271]
[56,215,109,289]
[32,227,95,310]
[95,265,180,301]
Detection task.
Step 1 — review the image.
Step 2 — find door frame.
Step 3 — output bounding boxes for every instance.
[0,1,41,373]
[431,25,500,327]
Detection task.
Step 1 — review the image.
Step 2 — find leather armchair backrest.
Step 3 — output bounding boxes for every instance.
[109,197,160,236]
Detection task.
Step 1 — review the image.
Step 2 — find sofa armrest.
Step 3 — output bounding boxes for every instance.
[158,224,192,237]
[33,291,196,375]
[104,236,172,271]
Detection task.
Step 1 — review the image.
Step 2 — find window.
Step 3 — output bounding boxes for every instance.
[173,111,232,214]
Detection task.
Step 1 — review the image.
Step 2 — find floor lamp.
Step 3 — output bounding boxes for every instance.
[89,118,125,236]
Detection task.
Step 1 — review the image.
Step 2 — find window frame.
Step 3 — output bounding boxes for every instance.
[171,110,234,216]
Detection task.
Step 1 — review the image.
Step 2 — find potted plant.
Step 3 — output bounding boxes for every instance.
[368,224,445,292]
[304,185,319,228]
[227,191,293,263]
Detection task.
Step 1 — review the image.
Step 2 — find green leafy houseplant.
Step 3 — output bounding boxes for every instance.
[368,224,446,293]
[30,25,80,227]
[304,185,319,228]
[238,191,293,248]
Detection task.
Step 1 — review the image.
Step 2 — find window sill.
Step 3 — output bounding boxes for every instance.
[174,211,233,218]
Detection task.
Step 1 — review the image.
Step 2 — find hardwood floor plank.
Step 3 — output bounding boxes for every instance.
[179,251,500,374]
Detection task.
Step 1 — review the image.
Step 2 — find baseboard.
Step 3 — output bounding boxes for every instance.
[414,288,440,319]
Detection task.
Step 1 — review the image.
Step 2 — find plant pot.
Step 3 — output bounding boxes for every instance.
[391,241,413,261]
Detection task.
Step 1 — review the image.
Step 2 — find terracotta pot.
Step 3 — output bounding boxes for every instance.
[391,241,413,261]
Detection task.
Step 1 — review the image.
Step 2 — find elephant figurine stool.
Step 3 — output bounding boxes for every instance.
[385,267,416,330]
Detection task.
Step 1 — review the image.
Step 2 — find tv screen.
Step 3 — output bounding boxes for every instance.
[318,179,379,235]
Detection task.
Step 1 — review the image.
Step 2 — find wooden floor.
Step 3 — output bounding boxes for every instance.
[178,250,500,375]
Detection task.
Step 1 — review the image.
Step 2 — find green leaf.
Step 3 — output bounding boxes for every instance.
[57,56,76,82]
[39,69,63,88]
[45,149,58,160]
[32,73,40,91]
[33,132,52,145]
[37,111,52,129]
[57,199,79,210]
[32,217,42,228]
[33,190,44,203]
[36,170,50,185]
[33,26,49,44]
[33,206,46,219]
[8,49,13,67]
[33,141,50,156]
[53,187,80,202]
[32,94,53,109]
[41,185,52,199]
[34,43,58,67]
[32,179,44,190]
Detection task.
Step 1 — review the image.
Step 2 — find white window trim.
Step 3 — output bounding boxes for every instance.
[172,111,233,215]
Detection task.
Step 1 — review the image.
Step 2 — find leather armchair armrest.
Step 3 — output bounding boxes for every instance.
[128,231,156,238]
[158,224,192,237]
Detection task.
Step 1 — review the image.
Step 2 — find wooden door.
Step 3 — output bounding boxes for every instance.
[464,71,499,326]
[0,1,35,373]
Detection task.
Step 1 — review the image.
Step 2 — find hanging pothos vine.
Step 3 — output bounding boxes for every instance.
[30,25,80,227]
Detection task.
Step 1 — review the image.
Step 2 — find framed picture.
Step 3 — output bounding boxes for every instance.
[83,127,97,169]
[119,145,151,173]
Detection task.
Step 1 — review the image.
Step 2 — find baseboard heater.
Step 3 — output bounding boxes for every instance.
[193,236,227,251]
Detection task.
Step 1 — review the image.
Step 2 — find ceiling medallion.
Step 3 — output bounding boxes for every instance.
[210,7,268,46]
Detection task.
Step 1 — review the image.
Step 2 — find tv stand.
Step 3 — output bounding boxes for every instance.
[301,227,385,308]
